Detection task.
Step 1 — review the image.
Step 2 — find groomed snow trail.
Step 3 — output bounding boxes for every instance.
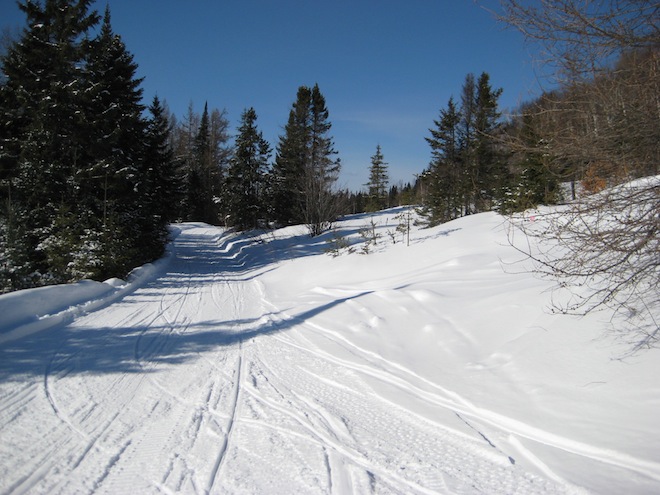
[1,223,580,494]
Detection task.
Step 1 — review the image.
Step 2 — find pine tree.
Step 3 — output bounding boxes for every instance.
[226,108,271,230]
[365,145,389,212]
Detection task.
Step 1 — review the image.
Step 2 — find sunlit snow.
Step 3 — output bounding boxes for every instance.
[1,207,658,494]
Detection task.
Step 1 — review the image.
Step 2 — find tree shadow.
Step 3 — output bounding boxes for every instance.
[0,290,372,380]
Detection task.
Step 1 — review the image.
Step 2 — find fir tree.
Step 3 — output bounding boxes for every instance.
[365,145,389,212]
[226,108,271,230]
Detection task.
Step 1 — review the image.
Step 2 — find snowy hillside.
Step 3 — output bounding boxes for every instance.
[1,208,659,494]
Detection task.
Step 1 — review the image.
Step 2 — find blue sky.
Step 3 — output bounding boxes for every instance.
[1,0,543,191]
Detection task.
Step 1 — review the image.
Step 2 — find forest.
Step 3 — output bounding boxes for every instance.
[0,0,657,314]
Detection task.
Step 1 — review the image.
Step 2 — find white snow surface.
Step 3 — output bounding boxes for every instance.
[1,208,658,494]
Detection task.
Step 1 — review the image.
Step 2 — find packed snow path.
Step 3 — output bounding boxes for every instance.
[1,219,658,494]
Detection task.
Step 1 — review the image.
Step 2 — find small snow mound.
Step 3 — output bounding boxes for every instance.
[103,277,127,288]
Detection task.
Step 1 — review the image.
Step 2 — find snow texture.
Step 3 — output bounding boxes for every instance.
[0,208,658,494]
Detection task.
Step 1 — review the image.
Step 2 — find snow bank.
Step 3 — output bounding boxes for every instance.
[0,227,181,344]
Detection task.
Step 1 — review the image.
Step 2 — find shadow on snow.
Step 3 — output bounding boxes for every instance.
[0,219,373,379]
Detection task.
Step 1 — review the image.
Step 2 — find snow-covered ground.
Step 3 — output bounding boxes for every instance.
[1,208,658,494]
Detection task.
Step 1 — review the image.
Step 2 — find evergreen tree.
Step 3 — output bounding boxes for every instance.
[190,102,212,221]
[0,1,168,290]
[0,0,100,286]
[209,107,232,222]
[422,72,503,223]
[145,95,179,224]
[499,105,560,213]
[270,86,312,225]
[226,108,271,230]
[84,7,156,278]
[473,72,504,211]
[458,72,477,215]
[305,84,341,236]
[424,97,462,224]
[176,102,200,221]
[180,102,230,224]
[365,145,389,212]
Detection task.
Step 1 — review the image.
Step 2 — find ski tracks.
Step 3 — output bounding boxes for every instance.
[1,224,629,494]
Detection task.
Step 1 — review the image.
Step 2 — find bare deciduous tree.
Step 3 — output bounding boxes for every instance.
[498,0,659,178]
[497,0,660,345]
[508,178,659,348]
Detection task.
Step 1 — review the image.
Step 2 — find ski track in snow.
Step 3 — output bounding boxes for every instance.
[0,219,657,494]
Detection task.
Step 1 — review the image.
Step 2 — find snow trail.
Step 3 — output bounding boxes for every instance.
[1,215,658,494]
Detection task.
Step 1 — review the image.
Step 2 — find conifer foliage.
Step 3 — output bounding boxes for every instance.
[270,84,341,235]
[422,72,505,225]
[0,1,175,292]
[365,145,389,212]
[225,108,271,230]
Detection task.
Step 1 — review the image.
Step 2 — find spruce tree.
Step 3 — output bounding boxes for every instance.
[226,108,271,230]
[189,103,212,221]
[0,1,168,289]
[0,0,100,286]
[456,72,503,214]
[145,95,179,225]
[458,73,477,215]
[424,97,462,224]
[365,145,389,212]
[270,86,312,225]
[181,103,229,224]
[269,84,341,234]
[305,84,341,236]
[473,72,504,211]
[84,7,157,278]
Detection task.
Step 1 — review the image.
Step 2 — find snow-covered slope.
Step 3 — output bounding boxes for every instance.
[1,209,658,494]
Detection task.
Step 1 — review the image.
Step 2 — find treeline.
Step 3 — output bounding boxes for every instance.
[416,42,658,226]
[0,2,176,292]
[2,0,656,293]
[0,1,348,293]
[166,84,342,234]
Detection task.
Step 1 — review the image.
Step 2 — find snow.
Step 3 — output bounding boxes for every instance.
[1,208,658,494]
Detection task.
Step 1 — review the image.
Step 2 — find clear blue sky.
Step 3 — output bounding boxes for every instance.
[1,0,543,191]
